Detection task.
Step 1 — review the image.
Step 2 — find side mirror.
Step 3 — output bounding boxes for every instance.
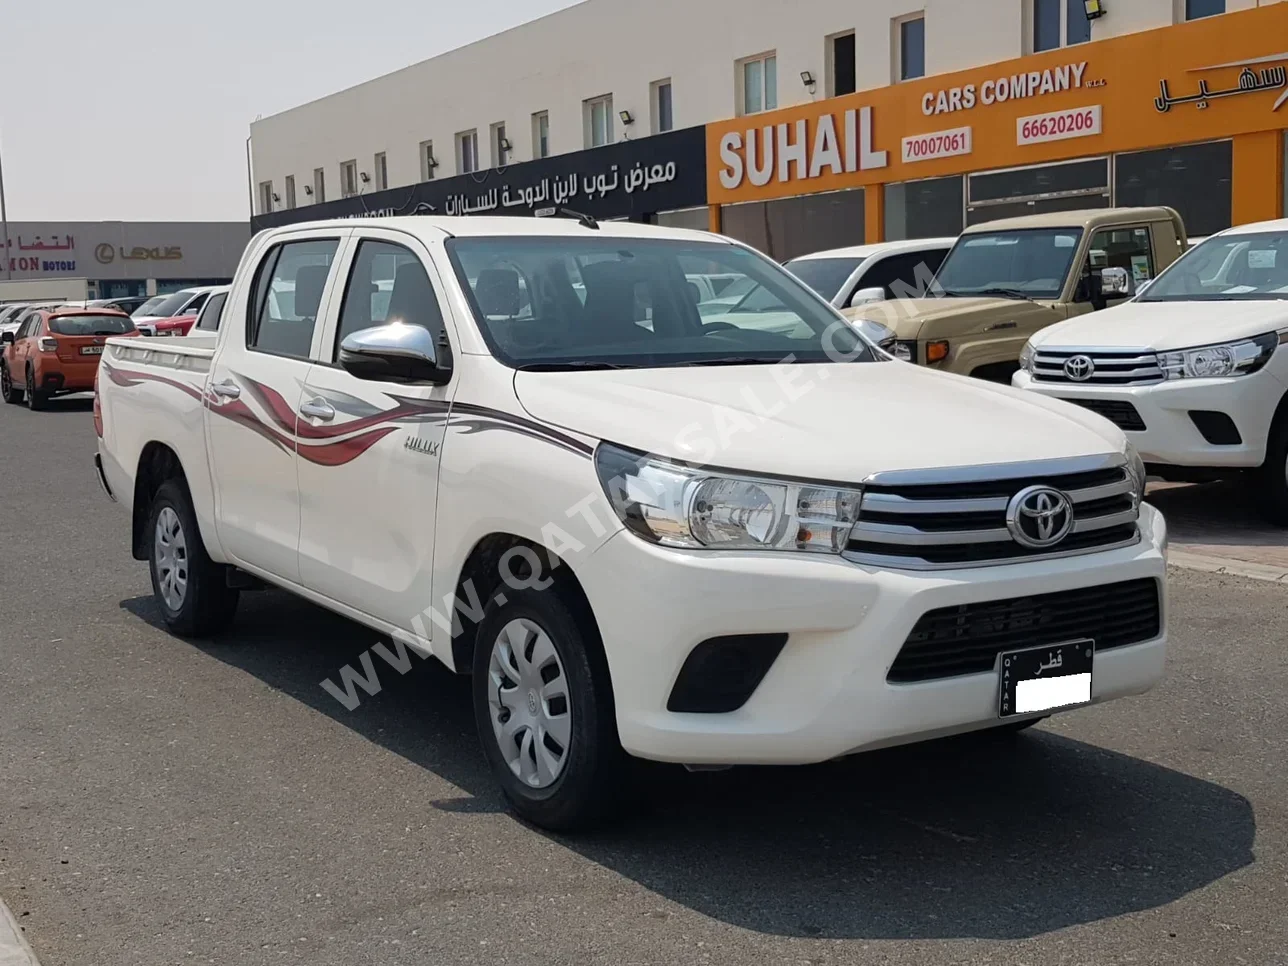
[339,322,452,385]
[849,287,886,308]
[0,331,13,345]
[1100,266,1131,297]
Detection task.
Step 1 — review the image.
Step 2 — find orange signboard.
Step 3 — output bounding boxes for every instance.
[706,3,1288,205]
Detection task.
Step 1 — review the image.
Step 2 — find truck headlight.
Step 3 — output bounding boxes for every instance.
[1158,332,1279,380]
[1019,341,1036,373]
[595,443,863,553]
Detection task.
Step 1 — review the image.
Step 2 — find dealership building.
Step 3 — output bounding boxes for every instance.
[249,0,1288,260]
[1,222,250,299]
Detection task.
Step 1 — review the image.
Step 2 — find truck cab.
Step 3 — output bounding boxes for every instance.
[845,207,1186,382]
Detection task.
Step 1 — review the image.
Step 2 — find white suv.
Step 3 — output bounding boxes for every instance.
[1014,219,1288,523]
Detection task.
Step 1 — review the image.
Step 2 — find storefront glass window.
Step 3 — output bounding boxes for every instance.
[655,207,709,232]
[1114,140,1232,237]
[967,158,1109,226]
[722,189,865,262]
[885,177,965,240]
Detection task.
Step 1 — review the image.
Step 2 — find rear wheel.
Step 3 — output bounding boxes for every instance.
[25,367,47,411]
[1255,418,1288,526]
[472,584,627,832]
[147,479,239,637]
[0,362,22,404]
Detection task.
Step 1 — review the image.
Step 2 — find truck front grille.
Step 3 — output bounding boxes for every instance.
[889,578,1162,682]
[1033,348,1163,386]
[845,457,1140,570]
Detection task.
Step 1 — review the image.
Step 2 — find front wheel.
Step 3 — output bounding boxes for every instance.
[0,363,22,404]
[147,479,240,636]
[472,584,626,832]
[1256,418,1288,526]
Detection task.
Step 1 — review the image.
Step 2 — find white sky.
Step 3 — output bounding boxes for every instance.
[0,0,582,223]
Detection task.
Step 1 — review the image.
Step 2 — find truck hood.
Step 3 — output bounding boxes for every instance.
[1031,299,1288,352]
[513,363,1124,481]
[845,297,1061,341]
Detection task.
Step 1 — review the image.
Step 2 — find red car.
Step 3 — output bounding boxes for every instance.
[1,308,139,410]
[135,312,198,337]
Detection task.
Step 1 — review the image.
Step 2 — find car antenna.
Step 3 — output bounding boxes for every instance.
[559,207,599,230]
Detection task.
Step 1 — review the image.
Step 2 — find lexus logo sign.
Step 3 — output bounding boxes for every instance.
[94,243,115,265]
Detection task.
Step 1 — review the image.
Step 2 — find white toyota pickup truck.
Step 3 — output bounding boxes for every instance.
[1015,219,1288,524]
[94,215,1167,830]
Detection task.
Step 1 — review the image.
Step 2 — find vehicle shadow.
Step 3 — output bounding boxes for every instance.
[32,395,94,413]
[121,591,1255,941]
[1148,480,1282,549]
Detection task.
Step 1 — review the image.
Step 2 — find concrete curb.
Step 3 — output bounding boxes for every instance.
[1169,550,1288,584]
[0,897,40,966]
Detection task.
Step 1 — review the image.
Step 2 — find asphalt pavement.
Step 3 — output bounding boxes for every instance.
[1,395,1286,966]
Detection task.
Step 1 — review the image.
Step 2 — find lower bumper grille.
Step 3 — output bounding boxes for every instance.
[1066,398,1147,432]
[889,578,1162,683]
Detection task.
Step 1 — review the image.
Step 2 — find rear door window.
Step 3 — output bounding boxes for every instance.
[248,239,340,359]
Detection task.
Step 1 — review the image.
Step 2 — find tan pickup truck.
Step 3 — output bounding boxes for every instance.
[846,207,1187,381]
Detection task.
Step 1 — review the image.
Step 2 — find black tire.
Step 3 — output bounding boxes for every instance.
[471,582,627,832]
[1256,418,1288,526]
[25,367,47,411]
[146,479,240,637]
[0,362,22,404]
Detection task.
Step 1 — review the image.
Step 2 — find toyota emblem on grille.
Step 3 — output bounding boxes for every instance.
[1006,485,1075,550]
[1064,355,1095,381]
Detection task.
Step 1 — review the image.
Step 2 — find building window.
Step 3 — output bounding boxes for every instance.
[341,160,358,198]
[491,122,509,166]
[652,79,674,133]
[885,176,965,240]
[373,153,387,191]
[738,53,778,115]
[531,112,550,158]
[721,189,865,261]
[419,140,437,181]
[1185,0,1224,20]
[898,16,926,81]
[258,181,274,214]
[584,95,614,148]
[1115,140,1232,237]
[829,32,856,96]
[1033,0,1090,51]
[284,175,296,209]
[457,130,479,174]
[313,167,325,203]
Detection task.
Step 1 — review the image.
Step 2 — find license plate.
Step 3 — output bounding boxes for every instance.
[80,345,105,355]
[999,639,1093,718]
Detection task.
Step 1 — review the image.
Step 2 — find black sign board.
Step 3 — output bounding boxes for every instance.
[251,126,707,232]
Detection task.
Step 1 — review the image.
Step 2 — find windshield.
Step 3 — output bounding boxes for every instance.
[785,257,863,301]
[48,314,136,336]
[1138,231,1288,302]
[138,291,192,318]
[446,236,875,369]
[132,296,169,317]
[934,228,1083,299]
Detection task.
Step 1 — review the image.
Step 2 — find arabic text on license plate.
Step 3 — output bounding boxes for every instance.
[998,639,1093,718]
[81,346,105,355]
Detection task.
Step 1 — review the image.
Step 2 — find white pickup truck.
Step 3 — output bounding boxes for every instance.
[94,215,1168,831]
[1015,218,1288,524]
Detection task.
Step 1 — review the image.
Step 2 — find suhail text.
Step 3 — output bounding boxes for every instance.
[718,106,887,190]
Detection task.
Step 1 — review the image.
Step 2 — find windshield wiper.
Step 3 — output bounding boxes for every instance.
[669,357,796,368]
[974,287,1038,303]
[516,361,635,372]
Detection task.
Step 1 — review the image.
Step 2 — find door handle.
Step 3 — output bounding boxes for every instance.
[210,379,241,399]
[300,398,336,421]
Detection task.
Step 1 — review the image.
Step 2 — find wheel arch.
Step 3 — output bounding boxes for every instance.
[131,443,193,560]
[448,532,603,681]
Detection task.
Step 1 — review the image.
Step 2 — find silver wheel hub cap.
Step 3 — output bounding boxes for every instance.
[487,618,572,789]
[154,507,189,611]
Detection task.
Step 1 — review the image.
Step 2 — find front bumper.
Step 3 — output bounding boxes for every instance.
[580,503,1168,765]
[1013,369,1286,468]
